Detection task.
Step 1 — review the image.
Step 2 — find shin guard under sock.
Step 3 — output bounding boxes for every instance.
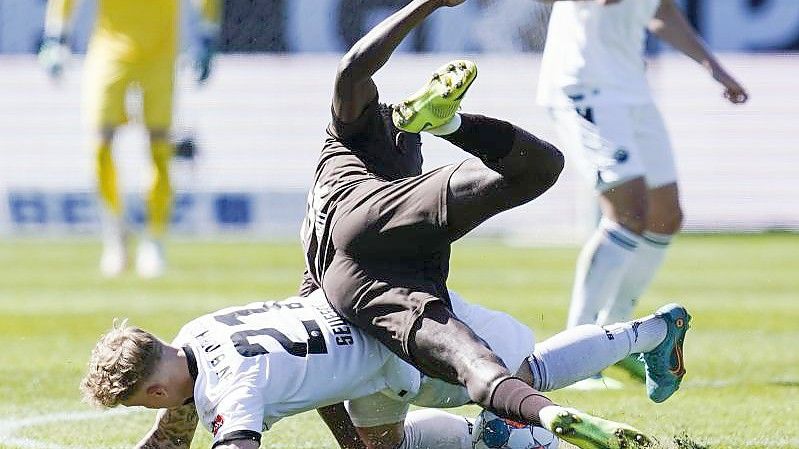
[488,377,554,426]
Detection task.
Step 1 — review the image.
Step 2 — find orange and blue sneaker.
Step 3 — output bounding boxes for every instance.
[540,406,652,449]
[643,303,691,403]
[392,59,477,133]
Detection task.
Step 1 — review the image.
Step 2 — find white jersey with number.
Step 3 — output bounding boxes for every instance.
[537,0,662,107]
[172,292,419,448]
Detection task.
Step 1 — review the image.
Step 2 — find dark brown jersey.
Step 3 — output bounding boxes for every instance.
[301,96,423,290]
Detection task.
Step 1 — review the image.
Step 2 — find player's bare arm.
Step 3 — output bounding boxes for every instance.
[317,403,368,449]
[135,405,199,449]
[648,0,748,104]
[333,0,462,122]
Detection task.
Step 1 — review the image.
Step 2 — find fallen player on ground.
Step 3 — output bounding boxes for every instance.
[81,289,690,449]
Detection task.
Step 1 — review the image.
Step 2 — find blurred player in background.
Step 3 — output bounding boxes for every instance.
[38,0,221,278]
[536,0,747,388]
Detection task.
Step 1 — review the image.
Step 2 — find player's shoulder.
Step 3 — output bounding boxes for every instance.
[170,302,268,346]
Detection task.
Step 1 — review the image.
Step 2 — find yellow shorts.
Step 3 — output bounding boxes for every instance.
[83,53,176,129]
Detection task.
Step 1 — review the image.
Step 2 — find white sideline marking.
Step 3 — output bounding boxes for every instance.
[0,408,136,449]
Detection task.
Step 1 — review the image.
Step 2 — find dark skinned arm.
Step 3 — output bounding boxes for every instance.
[317,403,368,449]
[332,0,464,123]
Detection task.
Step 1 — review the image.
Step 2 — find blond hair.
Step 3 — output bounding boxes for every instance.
[80,319,164,408]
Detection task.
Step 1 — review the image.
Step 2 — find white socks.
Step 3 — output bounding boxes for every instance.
[400,409,474,449]
[426,113,462,136]
[568,217,640,328]
[527,316,667,391]
[599,231,672,325]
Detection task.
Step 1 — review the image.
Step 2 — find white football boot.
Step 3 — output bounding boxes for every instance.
[99,213,128,277]
[136,236,166,279]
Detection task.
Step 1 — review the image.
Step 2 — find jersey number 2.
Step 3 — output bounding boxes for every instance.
[231,320,327,357]
[215,304,328,358]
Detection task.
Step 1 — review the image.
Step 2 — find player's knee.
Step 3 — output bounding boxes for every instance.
[609,201,648,235]
[519,139,564,190]
[507,145,564,204]
[97,127,115,144]
[148,128,169,142]
[651,204,683,235]
[539,141,565,185]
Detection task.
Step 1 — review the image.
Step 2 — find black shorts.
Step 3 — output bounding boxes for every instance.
[321,161,468,363]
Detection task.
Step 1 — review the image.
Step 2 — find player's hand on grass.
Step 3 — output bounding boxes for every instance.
[38,35,69,80]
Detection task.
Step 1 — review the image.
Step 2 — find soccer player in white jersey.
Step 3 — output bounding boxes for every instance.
[81,289,690,449]
[536,0,747,387]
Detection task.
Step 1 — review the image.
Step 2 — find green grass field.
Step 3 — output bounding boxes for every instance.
[1,234,797,449]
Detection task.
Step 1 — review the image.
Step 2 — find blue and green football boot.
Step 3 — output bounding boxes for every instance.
[643,303,691,403]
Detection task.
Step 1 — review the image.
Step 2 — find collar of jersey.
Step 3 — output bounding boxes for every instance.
[183,344,199,382]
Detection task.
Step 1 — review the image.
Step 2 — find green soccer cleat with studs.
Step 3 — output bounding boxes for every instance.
[540,406,653,449]
[392,59,477,133]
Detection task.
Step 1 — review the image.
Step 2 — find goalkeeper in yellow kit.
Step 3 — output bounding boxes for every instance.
[39,0,221,278]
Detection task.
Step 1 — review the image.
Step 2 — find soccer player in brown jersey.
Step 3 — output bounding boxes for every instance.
[296,1,687,448]
[128,2,690,448]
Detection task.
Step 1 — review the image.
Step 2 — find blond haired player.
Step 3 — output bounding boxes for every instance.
[81,288,690,449]
[39,0,221,278]
[536,0,747,387]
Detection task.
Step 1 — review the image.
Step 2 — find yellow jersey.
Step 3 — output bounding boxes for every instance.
[45,0,220,63]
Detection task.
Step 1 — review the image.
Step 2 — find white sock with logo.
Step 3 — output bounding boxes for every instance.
[567,217,641,328]
[527,316,666,391]
[599,231,673,325]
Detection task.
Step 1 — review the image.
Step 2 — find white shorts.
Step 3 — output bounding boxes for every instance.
[549,98,677,191]
[346,291,535,428]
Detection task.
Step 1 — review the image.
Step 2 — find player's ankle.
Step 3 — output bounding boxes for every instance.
[537,405,567,430]
[427,113,462,136]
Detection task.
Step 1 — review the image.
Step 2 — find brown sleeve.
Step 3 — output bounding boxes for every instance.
[328,95,381,143]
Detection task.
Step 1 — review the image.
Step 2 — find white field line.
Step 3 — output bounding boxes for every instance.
[1,409,798,449]
[0,408,136,449]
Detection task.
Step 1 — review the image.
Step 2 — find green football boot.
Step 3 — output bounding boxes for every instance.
[615,354,646,383]
[540,406,652,449]
[392,59,477,133]
[643,303,691,403]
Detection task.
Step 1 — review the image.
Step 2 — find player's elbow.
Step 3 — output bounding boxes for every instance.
[337,48,368,84]
[336,55,356,82]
